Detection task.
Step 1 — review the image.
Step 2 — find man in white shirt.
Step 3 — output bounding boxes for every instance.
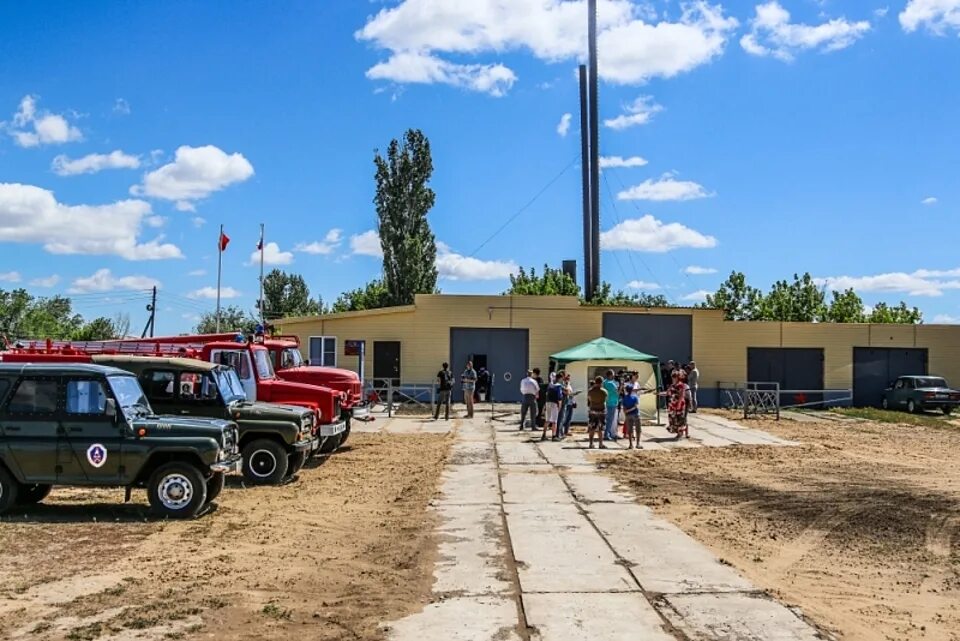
[519,370,539,430]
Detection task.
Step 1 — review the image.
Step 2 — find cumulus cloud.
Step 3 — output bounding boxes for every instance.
[4,95,82,147]
[617,174,713,201]
[52,150,141,176]
[188,286,241,300]
[350,230,384,258]
[356,1,738,94]
[296,229,343,255]
[68,269,161,294]
[922,196,938,205]
[0,271,21,283]
[436,243,518,280]
[113,98,131,115]
[557,112,572,137]
[251,242,293,266]
[187,269,207,277]
[932,314,960,324]
[0,183,183,260]
[131,145,254,209]
[815,268,960,297]
[599,155,648,168]
[604,95,663,130]
[740,2,871,62]
[626,279,661,290]
[30,275,60,287]
[681,289,711,303]
[600,214,717,252]
[684,265,717,275]
[900,0,960,34]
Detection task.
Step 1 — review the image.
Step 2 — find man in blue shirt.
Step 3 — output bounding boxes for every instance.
[602,370,620,441]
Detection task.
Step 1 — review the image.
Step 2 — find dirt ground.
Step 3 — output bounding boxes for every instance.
[0,432,451,641]
[603,411,960,641]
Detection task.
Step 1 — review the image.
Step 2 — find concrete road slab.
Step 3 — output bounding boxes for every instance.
[500,470,574,504]
[535,442,597,467]
[505,503,637,593]
[587,503,754,594]
[436,464,501,506]
[662,592,823,641]
[496,440,549,465]
[563,473,635,504]
[433,504,513,596]
[449,440,496,465]
[421,420,456,433]
[386,596,522,641]
[524,593,675,641]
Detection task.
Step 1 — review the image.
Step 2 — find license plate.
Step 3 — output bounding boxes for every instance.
[320,421,347,437]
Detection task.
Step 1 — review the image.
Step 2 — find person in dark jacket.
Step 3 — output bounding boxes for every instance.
[533,367,546,427]
[434,362,453,420]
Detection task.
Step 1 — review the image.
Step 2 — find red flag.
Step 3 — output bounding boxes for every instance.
[219,231,230,252]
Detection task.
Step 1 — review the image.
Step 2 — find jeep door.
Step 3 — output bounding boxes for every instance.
[175,371,228,420]
[1,377,60,482]
[60,377,122,484]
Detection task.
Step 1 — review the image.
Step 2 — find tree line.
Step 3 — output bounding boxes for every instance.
[0,288,131,347]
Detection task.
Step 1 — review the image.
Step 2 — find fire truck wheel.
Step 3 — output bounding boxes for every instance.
[317,433,342,455]
[339,419,352,446]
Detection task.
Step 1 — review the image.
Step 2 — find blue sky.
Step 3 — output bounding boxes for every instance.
[1,0,958,334]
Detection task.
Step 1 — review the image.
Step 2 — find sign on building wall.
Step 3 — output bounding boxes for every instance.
[344,340,365,356]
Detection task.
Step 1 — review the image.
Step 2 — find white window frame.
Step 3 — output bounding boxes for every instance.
[309,336,338,367]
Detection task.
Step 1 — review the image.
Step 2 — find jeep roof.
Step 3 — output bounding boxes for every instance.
[90,355,220,373]
[0,362,133,377]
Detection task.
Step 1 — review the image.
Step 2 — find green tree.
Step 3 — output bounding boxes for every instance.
[867,302,923,324]
[0,288,84,340]
[262,269,325,319]
[195,306,258,334]
[586,282,673,307]
[759,273,826,322]
[74,317,121,341]
[504,265,581,296]
[331,279,391,313]
[825,289,866,323]
[701,272,765,320]
[374,129,439,306]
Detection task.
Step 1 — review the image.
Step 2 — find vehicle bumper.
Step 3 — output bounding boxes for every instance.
[319,420,347,437]
[922,399,960,408]
[211,454,243,475]
[351,403,370,419]
[294,436,319,452]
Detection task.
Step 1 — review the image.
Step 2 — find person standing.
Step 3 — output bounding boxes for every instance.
[665,370,689,438]
[558,372,575,439]
[461,361,478,418]
[621,383,642,449]
[519,370,539,430]
[533,367,546,428]
[542,372,561,441]
[434,362,453,420]
[687,361,700,413]
[586,376,608,449]
[602,370,620,441]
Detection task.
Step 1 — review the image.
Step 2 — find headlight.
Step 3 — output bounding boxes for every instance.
[300,416,312,434]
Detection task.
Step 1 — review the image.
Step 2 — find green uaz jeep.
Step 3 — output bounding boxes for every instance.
[90,356,319,485]
[0,363,242,519]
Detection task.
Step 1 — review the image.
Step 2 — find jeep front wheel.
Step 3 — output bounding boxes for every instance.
[0,467,20,514]
[242,439,289,485]
[206,472,225,504]
[147,463,208,519]
[17,484,52,506]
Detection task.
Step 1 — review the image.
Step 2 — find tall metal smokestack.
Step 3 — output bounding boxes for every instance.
[588,0,601,299]
[578,64,593,300]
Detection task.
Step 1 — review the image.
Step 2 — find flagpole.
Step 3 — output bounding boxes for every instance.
[258,223,265,326]
[216,224,223,332]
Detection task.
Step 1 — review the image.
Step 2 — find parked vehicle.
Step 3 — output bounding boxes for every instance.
[0,363,242,518]
[881,375,960,414]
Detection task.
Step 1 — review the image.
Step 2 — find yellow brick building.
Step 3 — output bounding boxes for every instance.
[277,294,957,407]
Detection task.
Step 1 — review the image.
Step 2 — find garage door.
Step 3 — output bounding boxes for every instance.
[602,313,692,363]
[853,348,928,407]
[449,328,529,402]
[747,348,824,406]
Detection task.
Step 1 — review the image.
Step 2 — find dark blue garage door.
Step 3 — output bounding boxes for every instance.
[449,328,529,402]
[853,348,928,407]
[602,313,692,363]
[748,348,824,406]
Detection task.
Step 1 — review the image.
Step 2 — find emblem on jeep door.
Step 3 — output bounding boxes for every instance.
[86,443,107,468]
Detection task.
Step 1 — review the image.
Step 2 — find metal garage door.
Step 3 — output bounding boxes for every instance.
[449,328,529,402]
[853,348,928,407]
[747,348,824,406]
[602,313,692,363]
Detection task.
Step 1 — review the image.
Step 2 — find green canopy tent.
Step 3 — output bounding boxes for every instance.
[550,337,661,423]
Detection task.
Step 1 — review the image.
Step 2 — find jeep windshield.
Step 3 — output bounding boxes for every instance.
[108,374,153,419]
[216,368,247,404]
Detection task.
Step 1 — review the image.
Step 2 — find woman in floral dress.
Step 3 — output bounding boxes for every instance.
[666,370,689,438]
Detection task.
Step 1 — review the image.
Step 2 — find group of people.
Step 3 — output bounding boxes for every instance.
[434,360,489,420]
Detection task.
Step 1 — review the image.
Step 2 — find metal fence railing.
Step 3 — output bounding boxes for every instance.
[719,381,855,419]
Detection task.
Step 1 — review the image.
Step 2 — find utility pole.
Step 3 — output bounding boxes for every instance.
[140,286,156,338]
[588,0,601,298]
[579,64,593,300]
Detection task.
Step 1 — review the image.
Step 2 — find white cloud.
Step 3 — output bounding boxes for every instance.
[604,95,663,130]
[350,229,384,258]
[874,7,890,19]
[145,215,166,228]
[740,2,871,62]
[436,244,518,281]
[113,98,131,115]
[932,314,960,324]
[365,51,517,96]
[0,183,183,260]
[599,155,648,168]
[600,214,718,252]
[191,217,207,228]
[30,275,60,287]
[187,269,207,277]
[52,150,141,176]
[617,174,712,201]
[814,269,960,297]
[922,196,938,205]
[5,95,82,147]
[0,271,21,283]
[557,112,572,137]
[900,0,960,34]
[684,265,717,275]
[68,269,161,294]
[251,242,294,266]
[188,286,241,300]
[356,1,738,94]
[296,229,344,255]
[131,145,254,208]
[626,280,661,290]
[681,289,711,303]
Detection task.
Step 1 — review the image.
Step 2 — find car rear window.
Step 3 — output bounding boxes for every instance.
[916,377,948,388]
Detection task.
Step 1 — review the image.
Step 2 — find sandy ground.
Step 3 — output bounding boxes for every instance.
[0,432,451,641]
[603,411,960,641]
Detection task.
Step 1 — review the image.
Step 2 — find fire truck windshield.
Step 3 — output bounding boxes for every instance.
[253,348,275,380]
[282,348,304,368]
